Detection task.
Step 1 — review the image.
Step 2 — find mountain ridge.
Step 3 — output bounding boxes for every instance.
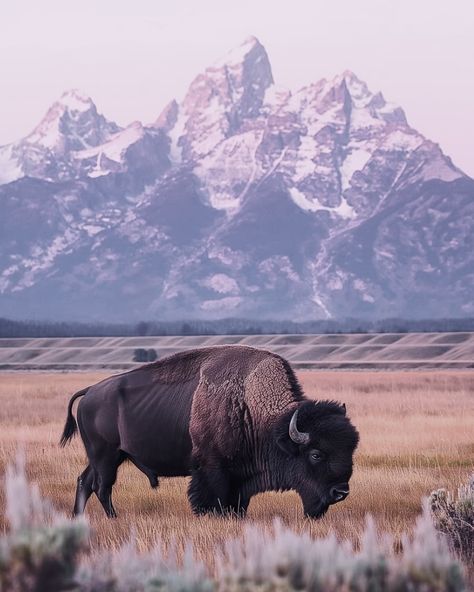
[0,37,472,321]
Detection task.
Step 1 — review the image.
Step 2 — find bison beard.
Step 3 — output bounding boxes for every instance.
[60,345,359,518]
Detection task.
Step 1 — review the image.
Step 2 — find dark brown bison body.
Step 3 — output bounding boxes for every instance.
[61,345,359,518]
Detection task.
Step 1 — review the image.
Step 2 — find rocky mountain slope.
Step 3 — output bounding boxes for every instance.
[0,37,472,321]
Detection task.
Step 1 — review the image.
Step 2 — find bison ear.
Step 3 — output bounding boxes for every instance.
[342,403,346,415]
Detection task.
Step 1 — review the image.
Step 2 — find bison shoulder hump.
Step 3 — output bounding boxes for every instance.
[244,355,299,420]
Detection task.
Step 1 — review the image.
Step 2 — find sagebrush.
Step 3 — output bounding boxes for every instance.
[431,475,474,563]
[0,455,467,592]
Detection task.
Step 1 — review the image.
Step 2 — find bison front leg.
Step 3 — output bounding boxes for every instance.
[188,464,231,516]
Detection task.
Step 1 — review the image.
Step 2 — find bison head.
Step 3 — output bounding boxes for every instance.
[275,400,359,518]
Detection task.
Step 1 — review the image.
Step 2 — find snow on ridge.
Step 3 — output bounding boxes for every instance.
[7,227,80,293]
[334,196,357,219]
[340,147,372,190]
[212,36,261,69]
[59,89,94,112]
[289,187,355,219]
[194,129,263,211]
[383,130,424,151]
[26,104,64,150]
[74,122,144,165]
[263,84,291,110]
[26,90,95,149]
[182,95,228,160]
[200,296,242,311]
[0,145,23,184]
[341,73,372,105]
[202,273,239,295]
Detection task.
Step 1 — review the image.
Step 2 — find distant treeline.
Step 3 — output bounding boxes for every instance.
[0,317,473,338]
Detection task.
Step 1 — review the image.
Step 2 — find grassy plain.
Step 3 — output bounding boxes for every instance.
[0,370,473,569]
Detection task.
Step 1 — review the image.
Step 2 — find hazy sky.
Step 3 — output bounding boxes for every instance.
[1,0,473,176]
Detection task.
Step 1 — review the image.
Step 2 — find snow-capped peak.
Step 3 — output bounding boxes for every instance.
[166,36,273,162]
[295,70,407,131]
[24,89,120,154]
[212,35,264,69]
[58,88,94,112]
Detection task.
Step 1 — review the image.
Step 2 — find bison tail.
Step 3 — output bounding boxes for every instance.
[60,388,88,447]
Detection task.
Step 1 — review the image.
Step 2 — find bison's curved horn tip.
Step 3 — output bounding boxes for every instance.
[289,408,310,445]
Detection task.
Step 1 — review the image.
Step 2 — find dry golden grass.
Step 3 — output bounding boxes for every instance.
[0,370,473,569]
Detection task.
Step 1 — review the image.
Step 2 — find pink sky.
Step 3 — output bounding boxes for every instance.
[0,0,472,176]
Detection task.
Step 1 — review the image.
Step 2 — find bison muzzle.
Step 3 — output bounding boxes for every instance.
[60,345,359,518]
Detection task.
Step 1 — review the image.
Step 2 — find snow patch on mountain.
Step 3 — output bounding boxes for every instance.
[0,145,23,184]
[383,130,424,151]
[202,274,239,294]
[59,89,94,111]
[83,224,104,237]
[353,278,375,303]
[73,121,145,177]
[207,245,246,269]
[213,36,261,68]
[2,227,80,294]
[259,256,300,284]
[289,187,355,219]
[263,84,291,111]
[200,296,243,311]
[195,129,263,211]
[340,147,372,190]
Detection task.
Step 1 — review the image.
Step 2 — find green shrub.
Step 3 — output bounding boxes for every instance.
[133,348,148,363]
[147,349,158,362]
[133,348,158,363]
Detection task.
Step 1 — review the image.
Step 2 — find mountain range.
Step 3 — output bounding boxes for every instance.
[0,36,472,321]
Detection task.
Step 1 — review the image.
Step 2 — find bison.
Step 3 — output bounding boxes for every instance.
[60,345,359,518]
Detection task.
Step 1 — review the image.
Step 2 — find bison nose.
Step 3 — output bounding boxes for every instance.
[329,484,349,503]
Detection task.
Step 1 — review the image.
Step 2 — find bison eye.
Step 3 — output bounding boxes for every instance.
[309,449,323,464]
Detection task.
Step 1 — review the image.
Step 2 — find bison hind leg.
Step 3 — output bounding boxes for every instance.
[73,464,95,516]
[93,449,125,518]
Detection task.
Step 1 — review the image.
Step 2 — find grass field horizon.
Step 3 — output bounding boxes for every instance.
[1,369,473,574]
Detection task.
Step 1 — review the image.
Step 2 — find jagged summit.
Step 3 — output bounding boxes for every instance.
[24,89,120,153]
[162,36,273,163]
[58,88,95,111]
[212,35,270,69]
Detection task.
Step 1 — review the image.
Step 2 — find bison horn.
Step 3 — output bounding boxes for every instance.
[289,409,310,445]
